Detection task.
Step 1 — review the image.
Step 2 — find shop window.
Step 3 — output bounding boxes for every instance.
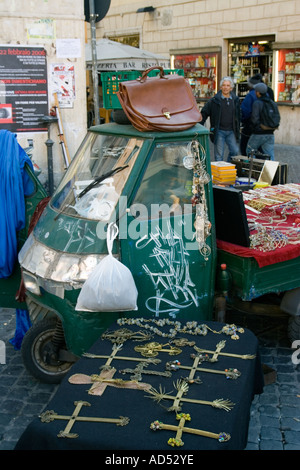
[229,40,273,98]
[173,53,220,99]
[276,49,300,103]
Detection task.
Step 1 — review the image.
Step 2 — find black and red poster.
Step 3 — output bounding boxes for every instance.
[0,45,48,132]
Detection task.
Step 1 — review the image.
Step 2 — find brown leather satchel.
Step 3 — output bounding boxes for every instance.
[117,66,202,132]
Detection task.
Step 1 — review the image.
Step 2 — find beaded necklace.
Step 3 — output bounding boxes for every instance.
[117,317,244,340]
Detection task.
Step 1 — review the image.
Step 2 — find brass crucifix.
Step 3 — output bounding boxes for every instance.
[166,348,241,383]
[150,412,230,447]
[134,342,182,358]
[70,344,168,395]
[194,340,256,362]
[40,400,129,439]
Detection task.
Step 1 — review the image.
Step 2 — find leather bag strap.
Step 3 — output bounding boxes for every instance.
[139,66,167,83]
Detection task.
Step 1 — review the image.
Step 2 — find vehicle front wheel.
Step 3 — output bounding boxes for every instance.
[21,318,75,384]
[288,315,300,343]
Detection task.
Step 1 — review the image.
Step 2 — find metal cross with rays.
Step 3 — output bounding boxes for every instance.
[102,328,153,345]
[146,380,234,413]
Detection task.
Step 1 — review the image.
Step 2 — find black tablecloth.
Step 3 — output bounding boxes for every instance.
[15,320,263,451]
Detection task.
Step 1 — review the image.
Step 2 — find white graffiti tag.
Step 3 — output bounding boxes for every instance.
[136,222,199,318]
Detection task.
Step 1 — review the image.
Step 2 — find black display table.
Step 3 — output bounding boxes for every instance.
[15,319,263,451]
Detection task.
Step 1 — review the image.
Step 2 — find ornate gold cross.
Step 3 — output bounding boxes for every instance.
[134,342,182,358]
[68,367,151,396]
[150,412,230,447]
[39,400,129,439]
[83,343,162,370]
[119,361,172,382]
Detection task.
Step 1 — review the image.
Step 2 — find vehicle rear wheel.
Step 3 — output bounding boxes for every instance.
[21,318,75,384]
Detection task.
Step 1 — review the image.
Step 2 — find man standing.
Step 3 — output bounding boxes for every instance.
[240,73,274,155]
[246,83,280,161]
[200,77,240,161]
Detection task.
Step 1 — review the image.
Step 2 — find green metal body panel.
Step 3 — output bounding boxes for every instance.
[217,249,300,301]
[0,164,48,309]
[11,124,218,355]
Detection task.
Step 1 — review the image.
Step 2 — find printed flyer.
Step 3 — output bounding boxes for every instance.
[0,45,48,132]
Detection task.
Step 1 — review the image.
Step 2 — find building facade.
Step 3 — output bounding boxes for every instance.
[96,0,300,145]
[0,0,87,187]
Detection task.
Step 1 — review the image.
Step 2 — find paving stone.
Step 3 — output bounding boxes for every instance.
[284,430,300,446]
[260,440,284,450]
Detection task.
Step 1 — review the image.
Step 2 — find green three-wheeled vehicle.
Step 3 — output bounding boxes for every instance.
[1,123,218,383]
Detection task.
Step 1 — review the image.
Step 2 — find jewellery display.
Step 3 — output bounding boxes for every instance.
[117,317,245,340]
[40,400,129,439]
[249,223,289,251]
[150,413,230,447]
[36,319,261,450]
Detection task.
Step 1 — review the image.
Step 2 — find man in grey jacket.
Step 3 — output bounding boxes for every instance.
[200,77,240,161]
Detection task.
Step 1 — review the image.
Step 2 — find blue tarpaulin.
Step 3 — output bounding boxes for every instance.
[0,130,34,278]
[9,308,32,350]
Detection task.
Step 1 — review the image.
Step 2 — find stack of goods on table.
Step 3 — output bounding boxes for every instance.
[211,161,237,185]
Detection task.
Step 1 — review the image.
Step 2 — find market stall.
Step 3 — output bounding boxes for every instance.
[15,319,263,451]
[215,183,300,301]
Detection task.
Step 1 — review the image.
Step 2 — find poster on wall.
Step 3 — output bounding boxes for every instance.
[49,64,75,108]
[0,45,48,133]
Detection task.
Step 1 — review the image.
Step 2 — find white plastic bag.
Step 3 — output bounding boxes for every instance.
[75,223,138,312]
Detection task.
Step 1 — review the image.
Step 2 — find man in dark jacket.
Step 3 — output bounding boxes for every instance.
[240,73,274,155]
[246,83,276,161]
[200,76,240,161]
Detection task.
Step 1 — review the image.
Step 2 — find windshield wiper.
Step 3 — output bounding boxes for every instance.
[77,165,129,199]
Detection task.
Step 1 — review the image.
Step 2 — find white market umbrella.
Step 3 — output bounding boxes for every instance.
[85,38,170,71]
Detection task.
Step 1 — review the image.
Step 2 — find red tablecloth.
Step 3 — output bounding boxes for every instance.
[217,238,300,268]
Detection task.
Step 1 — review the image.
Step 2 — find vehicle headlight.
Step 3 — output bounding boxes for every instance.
[22,271,41,296]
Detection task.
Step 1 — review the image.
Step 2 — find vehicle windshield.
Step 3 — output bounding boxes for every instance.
[51,132,143,220]
[132,141,195,218]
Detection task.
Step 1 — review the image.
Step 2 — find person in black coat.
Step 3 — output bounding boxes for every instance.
[240,73,274,155]
[200,77,241,162]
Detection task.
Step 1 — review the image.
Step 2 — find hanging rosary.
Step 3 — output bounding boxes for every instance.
[188,140,212,260]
